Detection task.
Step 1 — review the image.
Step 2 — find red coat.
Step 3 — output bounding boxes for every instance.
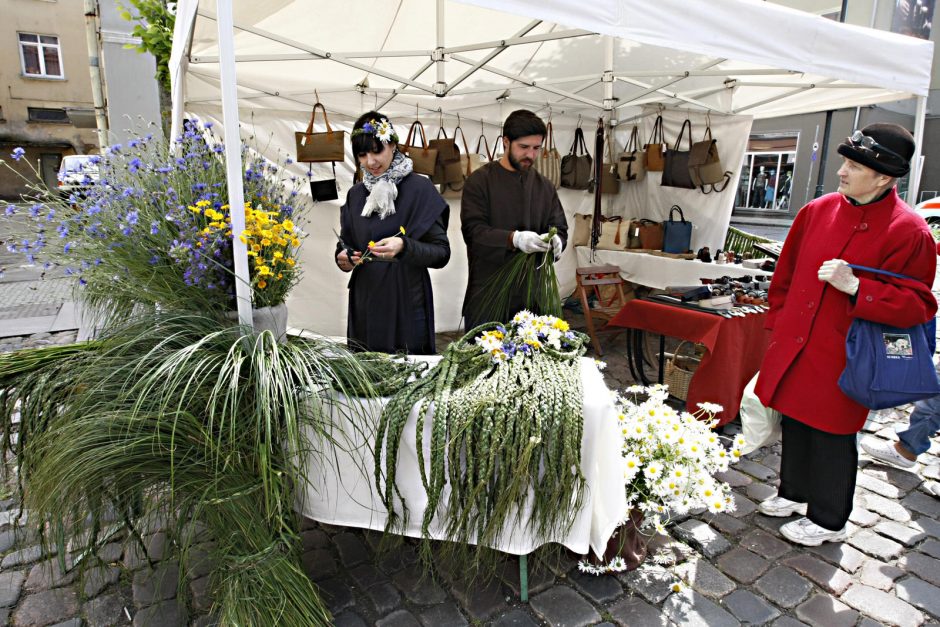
[755,190,937,434]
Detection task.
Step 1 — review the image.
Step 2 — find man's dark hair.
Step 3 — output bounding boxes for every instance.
[503,110,547,142]
[351,110,396,156]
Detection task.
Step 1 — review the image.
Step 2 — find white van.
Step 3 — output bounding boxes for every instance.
[57,155,99,197]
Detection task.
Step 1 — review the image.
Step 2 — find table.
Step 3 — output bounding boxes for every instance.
[607,299,771,426]
[297,356,627,560]
[576,246,761,289]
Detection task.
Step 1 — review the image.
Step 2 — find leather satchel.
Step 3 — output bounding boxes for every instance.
[310,162,339,202]
[625,219,644,249]
[560,126,593,190]
[644,115,666,172]
[596,216,625,250]
[430,127,463,185]
[662,119,696,190]
[534,121,562,188]
[600,129,620,195]
[295,103,346,163]
[402,121,438,177]
[636,219,664,250]
[689,125,733,193]
[572,213,592,246]
[662,205,693,253]
[617,126,646,182]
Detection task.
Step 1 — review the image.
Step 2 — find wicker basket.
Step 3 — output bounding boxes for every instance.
[664,341,700,400]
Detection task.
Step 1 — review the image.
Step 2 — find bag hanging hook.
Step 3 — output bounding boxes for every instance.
[577,113,582,128]
[315,89,320,105]
[456,112,461,129]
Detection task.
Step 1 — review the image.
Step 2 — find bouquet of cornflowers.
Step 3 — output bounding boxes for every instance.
[579,384,744,575]
[0,119,307,322]
[475,310,578,363]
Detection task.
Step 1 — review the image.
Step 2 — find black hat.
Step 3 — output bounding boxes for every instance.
[837,123,915,178]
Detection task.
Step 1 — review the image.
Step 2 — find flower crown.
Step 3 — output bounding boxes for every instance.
[351,118,399,144]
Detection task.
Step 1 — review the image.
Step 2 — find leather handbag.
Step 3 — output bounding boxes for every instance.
[636,219,664,250]
[295,103,346,163]
[689,122,733,193]
[617,126,646,182]
[430,127,463,185]
[572,213,593,246]
[600,129,620,195]
[662,119,696,190]
[402,121,437,177]
[534,121,562,188]
[310,162,339,202]
[441,125,473,197]
[560,126,593,190]
[625,219,644,249]
[662,204,693,253]
[596,216,626,250]
[839,265,940,410]
[644,114,666,172]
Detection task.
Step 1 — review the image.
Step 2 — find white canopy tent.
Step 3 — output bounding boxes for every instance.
[169,0,933,336]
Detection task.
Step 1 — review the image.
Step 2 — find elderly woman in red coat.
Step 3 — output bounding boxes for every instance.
[755,123,937,546]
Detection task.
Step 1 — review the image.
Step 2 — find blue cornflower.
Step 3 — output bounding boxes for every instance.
[89,155,101,164]
[286,158,294,165]
[176,158,186,166]
[122,225,132,236]
[157,166,172,174]
[213,145,224,153]
[192,183,206,192]
[11,147,25,161]
[128,158,142,173]
[26,254,35,264]
[46,209,55,220]
[108,143,122,154]
[129,138,141,148]
[150,221,159,235]
[204,122,213,129]
[78,278,87,286]
[149,255,159,265]
[3,205,14,216]
[126,210,139,225]
[64,242,72,253]
[122,188,134,198]
[57,225,69,238]
[64,267,74,275]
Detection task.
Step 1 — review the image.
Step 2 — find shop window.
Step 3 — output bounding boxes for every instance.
[27,107,69,123]
[736,132,798,212]
[18,33,63,78]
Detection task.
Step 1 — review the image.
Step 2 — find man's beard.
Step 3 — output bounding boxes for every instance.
[508,152,533,172]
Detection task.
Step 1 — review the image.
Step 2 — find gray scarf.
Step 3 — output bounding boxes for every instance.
[361,150,414,220]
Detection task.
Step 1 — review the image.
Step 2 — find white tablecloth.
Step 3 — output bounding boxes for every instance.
[576,246,762,289]
[298,357,627,557]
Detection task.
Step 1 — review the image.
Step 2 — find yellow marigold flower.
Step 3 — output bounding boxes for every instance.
[368,241,376,248]
[251,244,261,252]
[239,235,248,244]
[277,273,283,279]
[247,250,257,257]
[261,230,273,239]
[188,205,201,213]
[261,238,272,246]
[258,266,272,277]
[273,251,284,259]
[257,280,267,289]
[196,199,211,207]
[553,319,570,331]
[291,237,300,246]
[399,226,406,235]
[283,219,294,231]
[286,259,295,267]
[195,241,203,248]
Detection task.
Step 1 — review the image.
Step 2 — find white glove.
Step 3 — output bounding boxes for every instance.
[512,230,550,254]
[818,259,859,295]
[547,233,563,260]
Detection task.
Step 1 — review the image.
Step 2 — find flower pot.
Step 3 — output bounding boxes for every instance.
[589,509,647,571]
[227,303,289,344]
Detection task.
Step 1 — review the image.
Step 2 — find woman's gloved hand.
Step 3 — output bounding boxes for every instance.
[818,259,859,295]
[544,233,563,260]
[512,230,550,254]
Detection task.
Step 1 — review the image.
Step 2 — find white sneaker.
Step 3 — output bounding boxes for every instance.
[758,495,808,517]
[860,438,916,470]
[780,517,848,546]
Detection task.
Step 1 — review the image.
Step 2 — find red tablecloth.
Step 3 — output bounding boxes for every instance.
[607,299,771,426]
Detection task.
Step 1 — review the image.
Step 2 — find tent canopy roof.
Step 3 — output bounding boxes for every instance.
[171,0,933,127]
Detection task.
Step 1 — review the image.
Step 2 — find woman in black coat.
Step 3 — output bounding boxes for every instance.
[334,111,450,354]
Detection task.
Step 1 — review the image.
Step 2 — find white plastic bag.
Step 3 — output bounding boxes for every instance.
[740,372,782,454]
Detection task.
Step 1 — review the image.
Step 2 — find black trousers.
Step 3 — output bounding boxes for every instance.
[777,415,858,531]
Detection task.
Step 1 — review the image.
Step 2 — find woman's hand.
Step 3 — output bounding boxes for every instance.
[336,249,361,272]
[370,236,404,260]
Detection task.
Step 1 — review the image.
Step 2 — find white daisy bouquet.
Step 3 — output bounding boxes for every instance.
[474,310,578,363]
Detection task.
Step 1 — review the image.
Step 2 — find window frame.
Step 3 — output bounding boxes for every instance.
[18,32,64,79]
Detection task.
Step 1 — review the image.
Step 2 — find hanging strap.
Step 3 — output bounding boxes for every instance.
[674,119,692,151]
[847,265,917,281]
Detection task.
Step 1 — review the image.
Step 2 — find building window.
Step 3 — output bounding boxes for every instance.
[27,107,69,123]
[18,33,63,78]
[736,133,798,212]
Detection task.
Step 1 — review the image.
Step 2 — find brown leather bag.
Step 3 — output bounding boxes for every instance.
[617,126,647,182]
[644,115,666,172]
[689,123,733,193]
[636,219,664,250]
[402,121,438,177]
[295,103,346,163]
[572,213,593,247]
[430,127,463,185]
[442,125,474,198]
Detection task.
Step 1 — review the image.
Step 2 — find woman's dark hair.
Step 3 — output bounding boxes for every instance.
[503,109,547,142]
[351,110,397,156]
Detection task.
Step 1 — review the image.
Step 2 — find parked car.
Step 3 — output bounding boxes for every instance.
[57,155,99,198]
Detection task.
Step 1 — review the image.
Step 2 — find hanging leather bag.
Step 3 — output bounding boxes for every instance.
[662,204,693,253]
[442,126,475,198]
[617,125,647,182]
[430,127,463,185]
[295,103,346,163]
[310,162,339,202]
[644,114,666,172]
[689,123,733,193]
[534,121,562,188]
[600,128,620,195]
[402,121,438,177]
[596,216,625,250]
[625,219,644,249]
[572,213,593,247]
[636,219,664,250]
[662,119,696,190]
[561,126,593,190]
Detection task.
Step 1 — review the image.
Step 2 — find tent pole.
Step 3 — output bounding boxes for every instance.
[435,0,445,96]
[910,95,927,205]
[216,0,253,329]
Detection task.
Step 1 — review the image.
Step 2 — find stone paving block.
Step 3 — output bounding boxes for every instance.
[0,529,17,554]
[925,465,940,481]
[567,569,623,604]
[82,565,120,598]
[857,472,904,499]
[24,559,75,597]
[859,491,913,523]
[716,547,771,584]
[378,544,418,575]
[131,560,179,608]
[363,581,401,615]
[753,514,790,536]
[848,529,905,561]
[0,571,25,607]
[529,586,600,627]
[97,542,124,565]
[1,544,44,569]
[662,587,739,627]
[673,520,731,558]
[301,529,330,552]
[753,566,812,608]
[131,599,187,627]
[318,577,354,614]
[675,557,735,599]
[734,459,776,482]
[334,532,371,567]
[794,593,860,627]
[83,591,127,626]
[348,563,388,590]
[921,539,940,560]
[710,513,749,536]
[392,569,447,606]
[723,589,780,625]
[745,482,779,503]
[781,554,852,596]
[899,552,940,588]
[727,492,758,518]
[761,453,782,472]
[490,608,539,626]
[849,508,881,528]
[449,575,508,621]
[644,533,693,567]
[741,529,792,560]
[417,602,469,627]
[875,520,928,546]
[897,576,940,620]
[144,532,169,562]
[189,575,212,613]
[914,517,940,541]
[12,588,79,626]
[538,550,577,578]
[181,545,216,582]
[51,618,82,627]
[375,609,421,627]
[607,595,671,626]
[903,491,940,519]
[858,559,905,591]
[714,468,753,488]
[499,557,555,598]
[122,541,150,572]
[807,542,866,574]
[302,548,338,582]
[333,612,368,627]
[841,583,924,626]
[619,565,675,604]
